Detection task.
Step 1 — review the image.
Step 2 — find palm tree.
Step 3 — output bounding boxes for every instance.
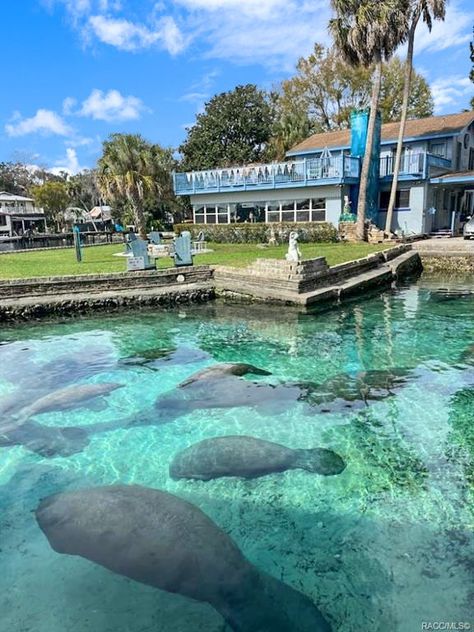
[385,0,446,236]
[330,0,410,240]
[97,134,172,240]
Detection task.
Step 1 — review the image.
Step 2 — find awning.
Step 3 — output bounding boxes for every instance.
[430,170,474,185]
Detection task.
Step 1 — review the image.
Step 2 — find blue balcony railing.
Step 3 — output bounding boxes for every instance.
[379,152,425,178]
[174,155,360,195]
[379,152,452,179]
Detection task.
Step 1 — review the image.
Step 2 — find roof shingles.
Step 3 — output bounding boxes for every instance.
[288,111,474,155]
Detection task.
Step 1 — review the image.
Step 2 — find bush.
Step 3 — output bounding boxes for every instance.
[173,222,338,244]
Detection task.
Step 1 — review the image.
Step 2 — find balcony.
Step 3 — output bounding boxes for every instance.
[379,152,452,180]
[0,204,40,215]
[174,155,361,196]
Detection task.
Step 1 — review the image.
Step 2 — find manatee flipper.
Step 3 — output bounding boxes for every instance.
[293,448,346,476]
[220,570,331,632]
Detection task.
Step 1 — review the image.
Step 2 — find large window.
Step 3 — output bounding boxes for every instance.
[193,198,327,223]
[379,189,410,210]
[193,204,230,224]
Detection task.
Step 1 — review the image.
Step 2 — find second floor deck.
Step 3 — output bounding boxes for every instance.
[174,151,453,197]
[174,155,361,196]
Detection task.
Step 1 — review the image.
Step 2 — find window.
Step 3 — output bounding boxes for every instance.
[267,202,280,222]
[217,204,229,224]
[281,200,295,222]
[296,199,311,221]
[311,198,326,222]
[194,205,205,224]
[379,189,410,209]
[469,148,474,171]
[0,214,6,226]
[431,143,446,157]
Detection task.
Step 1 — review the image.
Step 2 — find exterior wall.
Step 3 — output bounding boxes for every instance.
[377,183,426,235]
[190,185,344,227]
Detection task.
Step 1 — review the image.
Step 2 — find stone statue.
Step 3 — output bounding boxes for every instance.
[285,231,301,262]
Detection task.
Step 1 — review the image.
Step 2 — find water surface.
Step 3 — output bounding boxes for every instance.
[1,276,473,631]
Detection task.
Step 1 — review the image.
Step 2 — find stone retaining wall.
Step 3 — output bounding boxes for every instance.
[215,245,412,296]
[0,246,422,321]
[0,265,213,299]
[0,285,215,322]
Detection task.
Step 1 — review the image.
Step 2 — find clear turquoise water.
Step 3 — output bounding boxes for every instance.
[0,276,473,632]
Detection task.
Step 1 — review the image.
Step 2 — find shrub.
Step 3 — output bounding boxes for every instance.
[173,222,338,244]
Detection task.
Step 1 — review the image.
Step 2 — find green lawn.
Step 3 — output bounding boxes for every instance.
[0,242,391,280]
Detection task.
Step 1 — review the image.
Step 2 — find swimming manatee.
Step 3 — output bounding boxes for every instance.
[36,485,331,632]
[170,436,346,481]
[0,420,90,457]
[19,383,123,419]
[179,362,272,388]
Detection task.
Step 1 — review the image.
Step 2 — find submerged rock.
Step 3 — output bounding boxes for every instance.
[36,485,332,632]
[170,435,346,481]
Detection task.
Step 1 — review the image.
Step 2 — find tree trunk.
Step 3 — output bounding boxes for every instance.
[132,200,148,240]
[357,57,382,241]
[385,16,419,236]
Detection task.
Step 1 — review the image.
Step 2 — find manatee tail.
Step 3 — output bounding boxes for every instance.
[293,448,346,476]
[219,569,332,632]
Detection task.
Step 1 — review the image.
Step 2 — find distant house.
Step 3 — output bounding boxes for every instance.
[173,110,474,236]
[0,191,47,238]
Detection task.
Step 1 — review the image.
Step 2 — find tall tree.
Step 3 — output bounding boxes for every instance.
[266,106,313,160]
[32,181,70,232]
[274,45,433,137]
[97,134,174,239]
[179,84,274,171]
[385,0,446,236]
[67,170,102,212]
[330,0,409,240]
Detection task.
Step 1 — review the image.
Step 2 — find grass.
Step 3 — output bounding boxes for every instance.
[0,242,392,280]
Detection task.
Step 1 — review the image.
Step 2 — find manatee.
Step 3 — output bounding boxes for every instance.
[0,420,90,457]
[169,436,346,481]
[19,382,123,419]
[36,485,331,632]
[179,362,272,387]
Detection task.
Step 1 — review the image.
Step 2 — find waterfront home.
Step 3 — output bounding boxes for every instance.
[0,191,47,237]
[173,110,474,237]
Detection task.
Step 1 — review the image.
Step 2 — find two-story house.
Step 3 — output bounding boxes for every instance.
[0,192,47,238]
[173,110,474,236]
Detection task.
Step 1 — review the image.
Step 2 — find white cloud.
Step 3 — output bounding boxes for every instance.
[87,14,186,54]
[65,136,94,147]
[176,0,288,18]
[63,96,77,115]
[79,88,148,121]
[431,76,473,112]
[5,109,72,137]
[413,1,474,55]
[175,0,331,69]
[51,148,86,176]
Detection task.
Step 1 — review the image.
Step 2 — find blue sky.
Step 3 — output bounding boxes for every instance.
[1,0,473,174]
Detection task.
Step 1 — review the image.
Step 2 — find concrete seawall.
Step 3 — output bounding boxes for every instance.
[0,247,423,321]
[214,245,422,306]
